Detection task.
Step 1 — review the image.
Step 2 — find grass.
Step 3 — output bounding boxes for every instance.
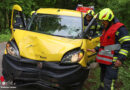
[83,67,100,90]
[118,54,130,90]
[0,30,11,42]
[83,53,130,90]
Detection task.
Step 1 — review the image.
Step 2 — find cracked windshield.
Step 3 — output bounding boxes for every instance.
[28,14,82,38]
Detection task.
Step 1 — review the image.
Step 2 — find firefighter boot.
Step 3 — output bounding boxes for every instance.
[103,78,115,90]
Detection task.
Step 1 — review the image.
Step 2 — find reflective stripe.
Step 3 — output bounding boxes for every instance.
[85,25,96,30]
[97,43,100,47]
[111,80,115,90]
[99,50,113,57]
[119,49,128,56]
[104,44,121,51]
[96,31,100,34]
[116,31,119,36]
[16,15,20,17]
[96,25,101,35]
[20,25,23,28]
[113,57,118,62]
[97,25,101,29]
[96,56,113,62]
[119,36,130,44]
[90,25,96,29]
[119,36,130,41]
[120,39,130,44]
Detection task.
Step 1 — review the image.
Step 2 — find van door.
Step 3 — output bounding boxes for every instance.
[86,36,100,62]
[83,15,102,62]
[10,5,26,35]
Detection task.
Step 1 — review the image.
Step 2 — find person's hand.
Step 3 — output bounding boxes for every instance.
[114,60,122,67]
[87,49,96,53]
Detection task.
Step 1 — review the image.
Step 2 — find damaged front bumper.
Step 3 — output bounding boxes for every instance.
[2,54,89,89]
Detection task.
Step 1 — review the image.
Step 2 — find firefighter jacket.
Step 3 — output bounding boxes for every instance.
[95,17,130,64]
[84,16,102,36]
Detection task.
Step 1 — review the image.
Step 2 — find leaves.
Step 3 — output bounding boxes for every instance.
[0,0,130,34]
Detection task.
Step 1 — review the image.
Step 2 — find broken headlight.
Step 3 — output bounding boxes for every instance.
[61,49,84,63]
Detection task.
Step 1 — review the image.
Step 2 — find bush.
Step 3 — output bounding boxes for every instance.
[0,29,11,42]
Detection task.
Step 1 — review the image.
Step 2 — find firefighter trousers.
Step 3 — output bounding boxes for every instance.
[98,63,118,90]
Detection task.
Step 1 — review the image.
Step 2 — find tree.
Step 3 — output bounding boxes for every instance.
[0,0,129,34]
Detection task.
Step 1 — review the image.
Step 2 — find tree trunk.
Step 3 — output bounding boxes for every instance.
[6,10,9,28]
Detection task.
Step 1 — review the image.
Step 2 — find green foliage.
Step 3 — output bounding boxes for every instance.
[96,0,130,30]
[0,0,130,32]
[118,61,130,90]
[0,0,36,33]
[0,29,11,42]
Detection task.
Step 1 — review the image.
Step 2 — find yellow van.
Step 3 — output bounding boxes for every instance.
[2,5,100,90]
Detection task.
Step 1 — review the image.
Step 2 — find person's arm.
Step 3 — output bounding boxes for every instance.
[94,43,100,52]
[87,43,100,53]
[115,26,130,65]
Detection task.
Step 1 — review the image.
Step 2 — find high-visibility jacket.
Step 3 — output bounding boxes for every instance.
[96,22,124,65]
[84,17,102,36]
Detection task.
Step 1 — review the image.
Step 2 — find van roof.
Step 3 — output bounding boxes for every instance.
[36,8,81,17]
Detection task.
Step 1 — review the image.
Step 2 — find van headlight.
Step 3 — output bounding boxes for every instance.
[61,50,84,63]
[6,42,20,58]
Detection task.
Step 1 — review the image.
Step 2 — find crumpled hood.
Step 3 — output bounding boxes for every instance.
[13,30,82,61]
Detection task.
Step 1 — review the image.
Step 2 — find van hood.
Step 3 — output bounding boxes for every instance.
[13,30,83,61]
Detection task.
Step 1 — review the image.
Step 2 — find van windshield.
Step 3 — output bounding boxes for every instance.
[28,14,82,38]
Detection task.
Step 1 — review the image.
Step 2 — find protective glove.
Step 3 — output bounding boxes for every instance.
[87,49,96,53]
[114,60,122,67]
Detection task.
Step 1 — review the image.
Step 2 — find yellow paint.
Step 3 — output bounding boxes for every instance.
[36,8,81,17]
[11,4,22,37]
[13,30,82,62]
[79,37,100,67]
[13,4,22,11]
[9,5,100,67]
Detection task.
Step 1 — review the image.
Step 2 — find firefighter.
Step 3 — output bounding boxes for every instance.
[13,11,24,29]
[84,10,95,26]
[87,8,130,90]
[84,10,102,37]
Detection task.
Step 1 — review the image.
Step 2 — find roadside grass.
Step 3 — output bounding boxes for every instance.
[118,53,130,90]
[83,67,100,90]
[0,30,11,42]
[83,53,130,90]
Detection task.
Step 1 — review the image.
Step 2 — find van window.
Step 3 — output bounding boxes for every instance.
[28,14,82,38]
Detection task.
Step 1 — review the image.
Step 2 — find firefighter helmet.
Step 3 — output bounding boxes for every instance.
[98,8,114,21]
[86,10,95,16]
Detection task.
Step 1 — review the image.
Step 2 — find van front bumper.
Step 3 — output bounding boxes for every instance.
[2,54,89,89]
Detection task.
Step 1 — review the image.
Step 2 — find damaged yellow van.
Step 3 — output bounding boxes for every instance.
[2,5,100,90]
